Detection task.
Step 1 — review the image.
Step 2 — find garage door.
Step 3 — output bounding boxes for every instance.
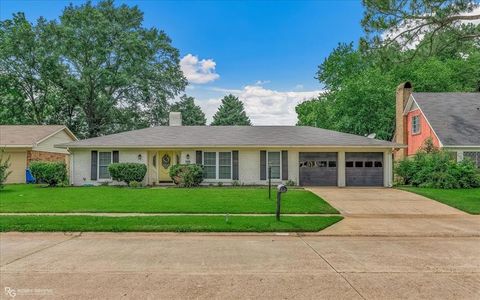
[5,151,27,184]
[299,152,337,186]
[346,152,383,186]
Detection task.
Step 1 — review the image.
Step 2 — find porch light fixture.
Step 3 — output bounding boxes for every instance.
[138,154,142,161]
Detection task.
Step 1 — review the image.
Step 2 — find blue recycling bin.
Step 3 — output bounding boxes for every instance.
[26,168,36,184]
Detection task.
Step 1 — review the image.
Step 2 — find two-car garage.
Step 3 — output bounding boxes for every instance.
[299,152,384,186]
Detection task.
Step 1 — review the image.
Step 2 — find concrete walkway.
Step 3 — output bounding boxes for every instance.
[308,187,480,237]
[1,232,479,299]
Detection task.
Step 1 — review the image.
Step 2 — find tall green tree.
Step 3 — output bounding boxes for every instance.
[0,13,66,125]
[56,0,186,137]
[296,43,480,140]
[0,0,186,138]
[361,0,480,59]
[211,94,251,126]
[170,95,206,125]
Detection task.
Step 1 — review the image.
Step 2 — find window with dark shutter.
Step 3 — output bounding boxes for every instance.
[260,151,266,180]
[232,151,239,180]
[281,150,288,180]
[112,151,119,163]
[196,151,202,165]
[91,151,98,180]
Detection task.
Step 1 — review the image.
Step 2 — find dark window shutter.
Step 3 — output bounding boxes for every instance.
[112,151,119,163]
[282,150,288,180]
[91,151,98,180]
[232,151,239,180]
[260,150,266,180]
[196,151,202,164]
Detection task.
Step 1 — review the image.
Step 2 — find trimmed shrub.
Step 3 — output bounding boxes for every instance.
[0,150,12,189]
[169,164,203,187]
[29,161,68,187]
[108,163,147,185]
[395,150,480,189]
[128,180,141,188]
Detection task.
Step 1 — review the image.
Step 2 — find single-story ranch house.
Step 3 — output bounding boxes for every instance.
[0,125,77,183]
[394,82,480,166]
[59,113,403,187]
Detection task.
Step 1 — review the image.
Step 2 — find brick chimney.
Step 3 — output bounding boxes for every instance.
[394,82,412,159]
[169,112,182,126]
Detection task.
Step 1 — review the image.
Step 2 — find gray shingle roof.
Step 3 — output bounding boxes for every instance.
[0,125,69,146]
[59,126,402,148]
[412,93,480,146]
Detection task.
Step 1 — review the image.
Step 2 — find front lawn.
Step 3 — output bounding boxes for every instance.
[0,184,339,214]
[399,187,480,214]
[0,215,343,232]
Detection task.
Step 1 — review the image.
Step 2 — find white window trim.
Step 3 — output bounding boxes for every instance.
[98,151,113,180]
[266,151,282,180]
[203,151,233,181]
[412,115,421,135]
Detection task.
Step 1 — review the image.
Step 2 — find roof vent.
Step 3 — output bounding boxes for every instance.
[169,112,182,126]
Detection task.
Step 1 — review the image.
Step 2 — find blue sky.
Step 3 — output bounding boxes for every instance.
[1,0,365,124]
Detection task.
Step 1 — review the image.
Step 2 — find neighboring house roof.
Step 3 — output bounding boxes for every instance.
[0,125,77,147]
[410,93,480,146]
[59,126,402,149]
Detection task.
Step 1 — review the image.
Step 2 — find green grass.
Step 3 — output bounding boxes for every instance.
[0,215,343,232]
[0,184,338,214]
[399,187,480,214]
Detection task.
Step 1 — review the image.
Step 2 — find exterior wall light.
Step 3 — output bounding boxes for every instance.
[138,154,142,161]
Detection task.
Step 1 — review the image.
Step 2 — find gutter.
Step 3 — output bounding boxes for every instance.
[56,144,407,150]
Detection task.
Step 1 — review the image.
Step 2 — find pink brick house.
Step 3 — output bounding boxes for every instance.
[394,82,480,167]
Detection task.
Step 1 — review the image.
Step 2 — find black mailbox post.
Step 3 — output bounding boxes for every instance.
[276,184,288,221]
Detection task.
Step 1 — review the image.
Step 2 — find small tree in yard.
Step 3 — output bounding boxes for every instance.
[108,163,147,186]
[169,164,203,187]
[0,150,12,189]
[29,161,68,187]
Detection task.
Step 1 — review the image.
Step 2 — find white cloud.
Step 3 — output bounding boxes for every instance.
[198,85,324,125]
[255,80,271,85]
[180,54,220,84]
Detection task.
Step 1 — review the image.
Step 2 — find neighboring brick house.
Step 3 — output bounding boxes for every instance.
[0,125,77,183]
[394,82,480,167]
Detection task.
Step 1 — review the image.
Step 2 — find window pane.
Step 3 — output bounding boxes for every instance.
[219,152,231,166]
[374,161,383,167]
[268,152,280,166]
[98,152,112,179]
[203,152,216,165]
[317,161,327,167]
[99,166,109,179]
[203,166,216,179]
[270,166,280,179]
[365,161,373,168]
[355,161,363,167]
[328,161,336,168]
[219,166,231,179]
[99,152,111,166]
[346,161,354,167]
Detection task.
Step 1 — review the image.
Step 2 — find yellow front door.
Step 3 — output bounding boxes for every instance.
[158,151,175,181]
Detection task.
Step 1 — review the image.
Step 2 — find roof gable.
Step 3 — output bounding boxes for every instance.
[0,125,77,147]
[411,93,480,146]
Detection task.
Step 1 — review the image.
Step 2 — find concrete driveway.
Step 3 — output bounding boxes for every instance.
[1,232,479,299]
[308,187,480,237]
